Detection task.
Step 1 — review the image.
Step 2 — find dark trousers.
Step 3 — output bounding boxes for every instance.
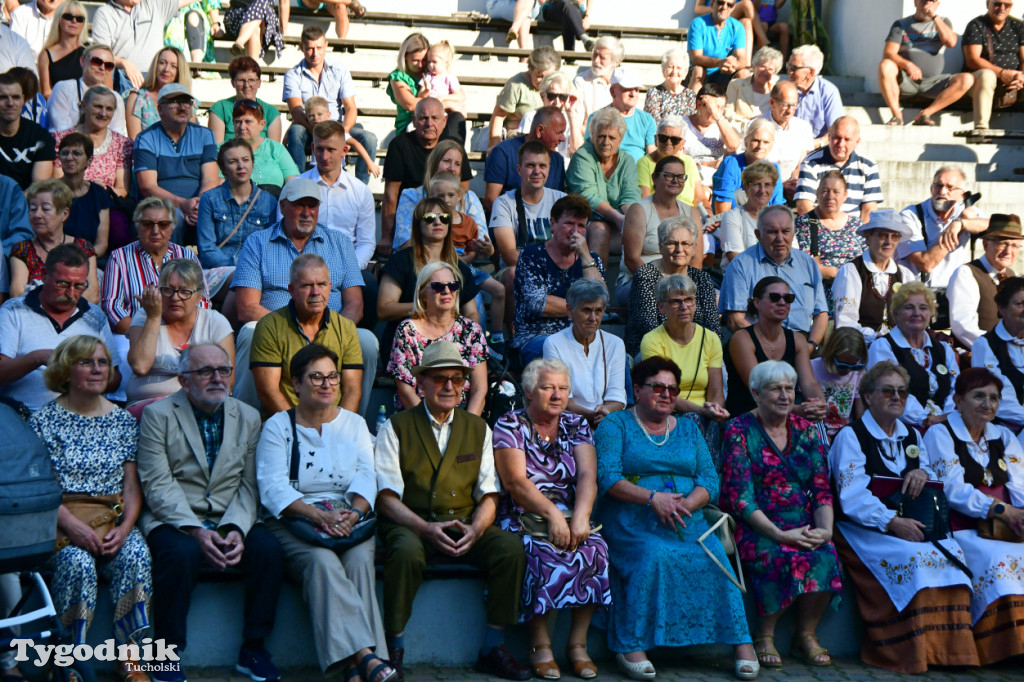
[148,523,285,650]
[542,1,586,51]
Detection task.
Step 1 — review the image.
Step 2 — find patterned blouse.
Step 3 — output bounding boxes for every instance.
[793,210,864,313]
[625,263,720,357]
[131,89,160,131]
[643,84,697,122]
[11,238,95,289]
[53,127,132,190]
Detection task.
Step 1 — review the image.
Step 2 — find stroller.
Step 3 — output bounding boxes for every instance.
[0,399,94,682]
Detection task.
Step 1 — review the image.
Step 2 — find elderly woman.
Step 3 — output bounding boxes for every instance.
[811,327,867,441]
[231,100,299,197]
[725,277,826,421]
[11,179,99,303]
[923,367,1024,665]
[867,281,959,430]
[721,360,843,669]
[683,83,742,187]
[518,71,587,164]
[52,85,132,197]
[712,118,783,213]
[626,217,720,358]
[30,335,151,681]
[36,0,87,98]
[645,49,697,122]
[971,276,1024,433]
[594,356,757,680]
[566,108,640,265]
[724,46,783,124]
[126,258,234,408]
[55,133,113,261]
[256,344,393,680]
[387,261,488,415]
[488,45,562,150]
[542,280,626,428]
[512,195,606,366]
[209,56,281,143]
[493,357,612,679]
[719,161,777,267]
[573,36,623,121]
[832,209,913,344]
[636,116,705,208]
[125,47,192,140]
[388,33,464,141]
[828,361,978,674]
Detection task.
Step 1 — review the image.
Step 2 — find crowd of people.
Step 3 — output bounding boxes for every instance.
[2,0,1024,681]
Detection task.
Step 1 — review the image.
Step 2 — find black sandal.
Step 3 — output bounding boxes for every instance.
[358,654,397,682]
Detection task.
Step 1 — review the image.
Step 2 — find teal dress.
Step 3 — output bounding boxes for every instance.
[386,69,418,132]
[594,410,751,653]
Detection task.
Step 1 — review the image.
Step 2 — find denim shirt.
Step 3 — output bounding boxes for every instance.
[197,181,278,267]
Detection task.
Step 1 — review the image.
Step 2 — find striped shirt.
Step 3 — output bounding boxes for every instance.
[794,148,883,214]
[101,241,205,327]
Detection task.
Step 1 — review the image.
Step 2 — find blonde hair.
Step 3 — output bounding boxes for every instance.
[428,40,455,65]
[412,261,461,317]
[304,96,329,115]
[140,46,192,93]
[43,335,111,395]
[429,171,463,204]
[888,280,937,323]
[397,32,430,73]
[821,327,867,375]
[40,0,88,53]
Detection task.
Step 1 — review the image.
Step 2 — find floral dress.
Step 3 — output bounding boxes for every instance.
[643,84,697,122]
[29,402,152,646]
[11,238,95,292]
[53,128,132,190]
[720,412,843,616]
[794,210,864,315]
[386,316,488,410]
[493,409,612,620]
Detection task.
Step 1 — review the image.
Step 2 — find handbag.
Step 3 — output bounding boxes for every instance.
[278,409,377,550]
[55,493,124,551]
[697,504,745,593]
[986,27,1020,109]
[880,487,972,578]
[517,508,602,538]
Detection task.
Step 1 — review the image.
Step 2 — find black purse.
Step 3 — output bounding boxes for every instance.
[881,488,972,578]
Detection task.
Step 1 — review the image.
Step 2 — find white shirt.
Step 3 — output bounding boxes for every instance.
[573,68,612,122]
[832,252,916,345]
[374,404,499,503]
[295,166,375,270]
[948,255,1009,350]
[48,78,129,136]
[0,23,36,74]
[542,327,627,410]
[867,326,959,427]
[898,199,980,288]
[10,2,53,55]
[758,114,814,181]
[971,320,1024,430]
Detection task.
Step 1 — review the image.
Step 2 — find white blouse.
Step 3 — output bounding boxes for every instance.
[832,252,916,346]
[866,326,959,427]
[971,320,1024,430]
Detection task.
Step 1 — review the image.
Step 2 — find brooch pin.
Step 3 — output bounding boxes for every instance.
[905,445,920,459]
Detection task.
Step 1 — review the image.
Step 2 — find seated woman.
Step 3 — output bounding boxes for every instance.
[724,46,783,125]
[971,276,1024,433]
[493,357,612,680]
[721,360,843,669]
[164,0,221,65]
[256,344,394,681]
[644,48,697,122]
[682,83,741,187]
[626,216,719,358]
[387,33,465,142]
[52,85,133,197]
[811,326,866,441]
[594,356,757,681]
[636,116,705,208]
[126,258,234,410]
[719,161,778,267]
[640,274,729,466]
[829,361,978,674]
[36,0,87,99]
[832,209,914,344]
[386,261,488,415]
[231,100,299,198]
[923,367,1024,665]
[125,47,192,140]
[222,0,283,62]
[867,281,959,431]
[711,118,783,213]
[488,45,561,150]
[29,335,151,681]
[517,71,587,165]
[724,276,826,421]
[542,280,626,429]
[208,56,282,143]
[55,133,113,261]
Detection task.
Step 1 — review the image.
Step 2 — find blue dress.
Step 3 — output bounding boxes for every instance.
[594,410,751,653]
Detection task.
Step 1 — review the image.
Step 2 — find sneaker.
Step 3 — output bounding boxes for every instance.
[150,661,187,682]
[236,644,281,682]
[582,35,596,51]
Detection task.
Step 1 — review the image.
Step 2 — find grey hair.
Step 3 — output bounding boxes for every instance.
[752,45,784,72]
[745,116,776,142]
[158,258,204,293]
[593,36,624,63]
[933,165,967,185]
[528,45,562,73]
[657,114,684,133]
[289,253,330,285]
[412,261,461,316]
[77,85,117,126]
[657,216,698,245]
[749,360,797,394]
[656,273,697,301]
[178,343,230,375]
[566,279,609,310]
[539,70,572,93]
[661,47,688,71]
[521,357,571,394]
[756,204,795,232]
[588,106,626,139]
[790,44,824,74]
[133,196,176,224]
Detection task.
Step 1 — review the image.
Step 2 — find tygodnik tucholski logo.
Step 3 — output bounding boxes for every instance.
[10,637,179,667]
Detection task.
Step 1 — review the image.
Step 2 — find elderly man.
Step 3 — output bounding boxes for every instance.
[9,0,56,54]
[719,204,829,349]
[687,0,749,89]
[786,44,843,145]
[794,116,882,224]
[0,244,120,412]
[964,0,1024,133]
[483,106,567,213]
[47,44,128,135]
[573,36,623,118]
[379,97,472,257]
[232,177,376,416]
[91,0,184,88]
[879,0,975,127]
[375,341,530,682]
[760,80,815,197]
[138,343,284,682]
[0,73,54,190]
[134,83,219,245]
[584,69,656,163]
[948,215,1022,349]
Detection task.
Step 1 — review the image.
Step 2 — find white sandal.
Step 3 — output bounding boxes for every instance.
[734,658,760,680]
[615,653,656,680]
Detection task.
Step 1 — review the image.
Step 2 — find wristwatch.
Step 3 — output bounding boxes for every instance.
[994,502,1007,517]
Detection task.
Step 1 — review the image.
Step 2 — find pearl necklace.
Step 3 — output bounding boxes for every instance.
[632,407,671,446]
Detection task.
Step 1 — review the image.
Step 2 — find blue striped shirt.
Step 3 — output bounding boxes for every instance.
[794,147,883,214]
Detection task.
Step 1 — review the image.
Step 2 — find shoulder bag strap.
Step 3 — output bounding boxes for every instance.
[288,408,300,486]
[515,188,529,247]
[808,213,820,257]
[915,202,929,249]
[600,330,608,402]
[217,186,262,250]
[682,326,706,402]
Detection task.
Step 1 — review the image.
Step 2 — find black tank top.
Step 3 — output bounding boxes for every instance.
[725,326,797,416]
[47,47,84,90]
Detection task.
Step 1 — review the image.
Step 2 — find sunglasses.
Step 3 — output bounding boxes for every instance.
[656,134,683,146]
[62,12,85,22]
[644,382,681,397]
[834,360,866,372]
[764,292,796,304]
[427,373,467,387]
[233,99,261,115]
[88,56,116,72]
[544,92,569,103]
[422,212,452,225]
[428,280,461,294]
[875,386,910,399]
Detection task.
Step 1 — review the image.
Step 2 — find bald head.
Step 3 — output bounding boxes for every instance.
[413,97,446,147]
[769,80,799,124]
[827,116,860,164]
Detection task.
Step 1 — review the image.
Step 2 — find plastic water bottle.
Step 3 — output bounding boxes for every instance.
[374,405,388,435]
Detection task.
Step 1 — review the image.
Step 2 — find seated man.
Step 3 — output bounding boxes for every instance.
[137,343,284,682]
[719,204,829,350]
[787,44,843,146]
[0,21,38,74]
[760,80,815,198]
[878,0,975,126]
[231,177,376,416]
[374,341,530,682]
[90,0,180,87]
[0,244,120,412]
[687,0,749,89]
[949,215,1021,349]
[47,44,128,135]
[10,0,56,55]
[963,0,1024,133]
[794,116,883,224]
[583,69,656,163]
[0,72,55,190]
[483,106,567,213]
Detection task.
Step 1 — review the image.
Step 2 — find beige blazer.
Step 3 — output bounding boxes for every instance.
[137,390,262,536]
[725,74,779,125]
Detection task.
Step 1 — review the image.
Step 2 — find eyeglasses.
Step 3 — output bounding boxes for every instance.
[786,63,811,73]
[771,98,798,110]
[138,219,174,230]
[874,386,910,399]
[931,182,964,193]
[662,297,696,310]
[659,171,687,183]
[76,358,110,369]
[159,286,196,299]
[544,92,569,103]
[233,77,260,86]
[993,1,1013,8]
[62,12,85,23]
[716,0,735,7]
[307,371,341,386]
[428,280,461,294]
[656,134,683,146]
[661,239,693,250]
[88,56,116,72]
[834,360,866,372]
[426,373,467,387]
[764,292,796,304]
[991,240,1022,251]
[643,382,681,397]
[183,366,233,379]
[58,148,87,159]
[422,212,452,225]
[50,279,89,292]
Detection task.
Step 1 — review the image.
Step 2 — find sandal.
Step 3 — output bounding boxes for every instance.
[229,42,245,56]
[358,654,397,682]
[792,634,831,667]
[752,637,782,669]
[506,29,518,44]
[913,113,937,126]
[885,115,903,126]
[734,658,760,681]
[530,645,561,680]
[614,653,655,681]
[566,644,597,679]
[348,0,366,18]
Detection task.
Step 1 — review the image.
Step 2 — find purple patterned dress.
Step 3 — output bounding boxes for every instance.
[493,409,613,620]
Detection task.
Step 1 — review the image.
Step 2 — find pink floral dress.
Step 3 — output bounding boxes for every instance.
[53,127,132,190]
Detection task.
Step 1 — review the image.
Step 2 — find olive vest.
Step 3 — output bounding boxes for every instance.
[967,259,1014,335]
[851,256,905,332]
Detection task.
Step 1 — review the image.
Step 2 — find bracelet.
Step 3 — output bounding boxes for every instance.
[581,260,597,269]
[353,508,365,521]
[647,491,656,506]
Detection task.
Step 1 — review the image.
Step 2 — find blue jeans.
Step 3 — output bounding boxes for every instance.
[285,122,378,185]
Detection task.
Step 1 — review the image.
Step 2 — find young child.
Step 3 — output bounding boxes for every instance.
[303,96,381,178]
[420,41,468,118]
[429,172,507,357]
[810,326,867,442]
